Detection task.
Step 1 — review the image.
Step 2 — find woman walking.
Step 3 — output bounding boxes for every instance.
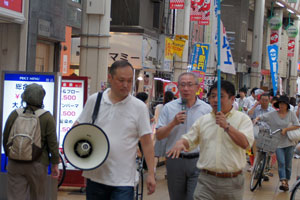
[254,95,300,191]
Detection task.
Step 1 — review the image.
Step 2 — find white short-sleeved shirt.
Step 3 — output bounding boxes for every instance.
[77,89,152,186]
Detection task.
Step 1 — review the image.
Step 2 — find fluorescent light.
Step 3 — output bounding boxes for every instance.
[287,8,294,13]
[137,76,143,81]
[275,1,284,7]
[154,77,171,82]
[297,15,300,19]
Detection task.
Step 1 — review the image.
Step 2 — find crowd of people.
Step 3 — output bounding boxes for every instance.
[3,59,300,200]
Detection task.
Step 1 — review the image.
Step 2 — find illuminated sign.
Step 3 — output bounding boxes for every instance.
[0,0,22,13]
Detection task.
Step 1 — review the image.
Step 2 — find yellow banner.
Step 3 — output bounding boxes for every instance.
[165,37,173,60]
[173,39,186,58]
[175,35,189,40]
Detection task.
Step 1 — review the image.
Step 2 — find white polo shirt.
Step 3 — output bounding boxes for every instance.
[77,89,152,186]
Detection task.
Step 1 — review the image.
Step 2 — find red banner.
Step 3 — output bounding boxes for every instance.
[191,0,210,25]
[270,30,279,44]
[288,38,295,57]
[170,0,184,9]
[0,0,22,13]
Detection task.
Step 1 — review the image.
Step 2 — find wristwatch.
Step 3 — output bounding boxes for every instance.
[225,123,230,132]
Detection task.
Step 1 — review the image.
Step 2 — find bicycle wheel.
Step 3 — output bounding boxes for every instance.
[58,152,66,188]
[290,180,300,200]
[135,156,144,200]
[250,152,266,192]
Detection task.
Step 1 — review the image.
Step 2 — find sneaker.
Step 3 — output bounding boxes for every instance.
[263,175,269,181]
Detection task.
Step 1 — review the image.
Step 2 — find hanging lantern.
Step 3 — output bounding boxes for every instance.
[268,16,282,30]
[286,26,298,38]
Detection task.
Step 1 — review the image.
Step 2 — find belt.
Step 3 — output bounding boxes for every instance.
[178,153,199,159]
[201,169,242,178]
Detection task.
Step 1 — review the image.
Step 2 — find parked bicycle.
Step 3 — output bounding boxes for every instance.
[135,142,144,200]
[250,121,281,192]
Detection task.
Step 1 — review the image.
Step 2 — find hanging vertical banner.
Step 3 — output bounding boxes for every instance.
[270,30,279,44]
[173,39,186,58]
[164,37,174,60]
[190,0,211,25]
[267,45,279,96]
[170,0,184,9]
[190,43,210,98]
[288,38,295,57]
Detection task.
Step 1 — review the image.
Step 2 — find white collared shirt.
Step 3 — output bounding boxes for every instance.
[182,108,254,173]
[77,89,152,186]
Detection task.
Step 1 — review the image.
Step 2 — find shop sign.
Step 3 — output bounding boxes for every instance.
[163,82,179,98]
[261,69,270,75]
[288,38,295,57]
[0,0,22,13]
[170,0,184,9]
[190,0,210,25]
[268,16,282,30]
[270,30,279,44]
[267,45,279,96]
[286,26,298,38]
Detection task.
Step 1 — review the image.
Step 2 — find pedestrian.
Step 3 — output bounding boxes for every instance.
[254,95,300,191]
[74,60,155,199]
[156,72,212,200]
[238,87,248,113]
[3,83,60,200]
[153,91,174,176]
[167,80,254,200]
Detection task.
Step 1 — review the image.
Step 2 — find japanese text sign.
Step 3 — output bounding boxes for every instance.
[270,30,279,44]
[190,0,210,25]
[170,0,184,9]
[288,38,295,57]
[59,79,86,148]
[163,82,179,98]
[165,37,174,60]
[191,43,210,72]
[267,45,279,96]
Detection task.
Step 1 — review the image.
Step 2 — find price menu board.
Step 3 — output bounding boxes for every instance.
[59,78,87,148]
[1,72,60,172]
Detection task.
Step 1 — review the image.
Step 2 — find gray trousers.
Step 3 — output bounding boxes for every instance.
[7,159,48,200]
[194,171,244,200]
[166,157,199,200]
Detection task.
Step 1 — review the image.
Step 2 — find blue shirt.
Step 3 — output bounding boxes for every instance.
[249,105,275,119]
[156,98,212,154]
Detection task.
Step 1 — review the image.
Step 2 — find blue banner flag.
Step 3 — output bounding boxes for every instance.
[191,43,210,72]
[267,45,279,96]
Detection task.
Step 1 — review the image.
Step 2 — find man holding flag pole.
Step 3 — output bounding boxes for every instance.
[167,1,254,199]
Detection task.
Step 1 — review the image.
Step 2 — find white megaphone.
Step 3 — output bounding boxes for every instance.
[62,123,110,170]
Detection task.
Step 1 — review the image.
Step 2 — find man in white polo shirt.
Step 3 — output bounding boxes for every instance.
[74,60,156,200]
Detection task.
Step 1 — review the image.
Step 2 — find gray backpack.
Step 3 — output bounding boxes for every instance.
[7,108,47,161]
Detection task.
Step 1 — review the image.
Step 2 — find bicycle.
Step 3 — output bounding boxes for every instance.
[135,142,144,200]
[290,177,300,200]
[58,150,66,188]
[250,121,281,192]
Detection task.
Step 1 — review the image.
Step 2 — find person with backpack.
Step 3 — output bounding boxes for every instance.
[3,83,60,200]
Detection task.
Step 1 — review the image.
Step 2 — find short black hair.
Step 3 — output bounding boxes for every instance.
[239,88,247,94]
[260,93,270,98]
[109,60,133,76]
[136,92,148,103]
[290,97,296,107]
[208,80,235,97]
[271,96,279,102]
[164,91,174,105]
[251,87,258,95]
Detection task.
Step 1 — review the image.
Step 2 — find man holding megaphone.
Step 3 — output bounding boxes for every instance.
[73,60,156,199]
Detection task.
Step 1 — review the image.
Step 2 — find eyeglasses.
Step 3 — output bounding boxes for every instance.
[179,82,198,88]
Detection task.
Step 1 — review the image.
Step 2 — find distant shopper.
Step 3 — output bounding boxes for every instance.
[3,83,60,200]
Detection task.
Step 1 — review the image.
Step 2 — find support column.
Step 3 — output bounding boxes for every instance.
[250,0,265,88]
[173,0,190,81]
[18,0,29,71]
[289,19,299,97]
[80,0,111,95]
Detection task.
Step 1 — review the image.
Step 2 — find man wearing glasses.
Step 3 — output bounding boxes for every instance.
[156,72,212,200]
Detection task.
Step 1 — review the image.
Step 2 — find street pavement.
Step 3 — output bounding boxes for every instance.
[58,157,300,200]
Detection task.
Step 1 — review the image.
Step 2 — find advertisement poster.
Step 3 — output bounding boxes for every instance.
[190,43,209,98]
[0,0,22,13]
[170,0,184,9]
[163,82,179,98]
[267,45,279,96]
[59,79,86,148]
[190,0,210,25]
[288,38,295,57]
[1,73,57,171]
[270,30,279,44]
